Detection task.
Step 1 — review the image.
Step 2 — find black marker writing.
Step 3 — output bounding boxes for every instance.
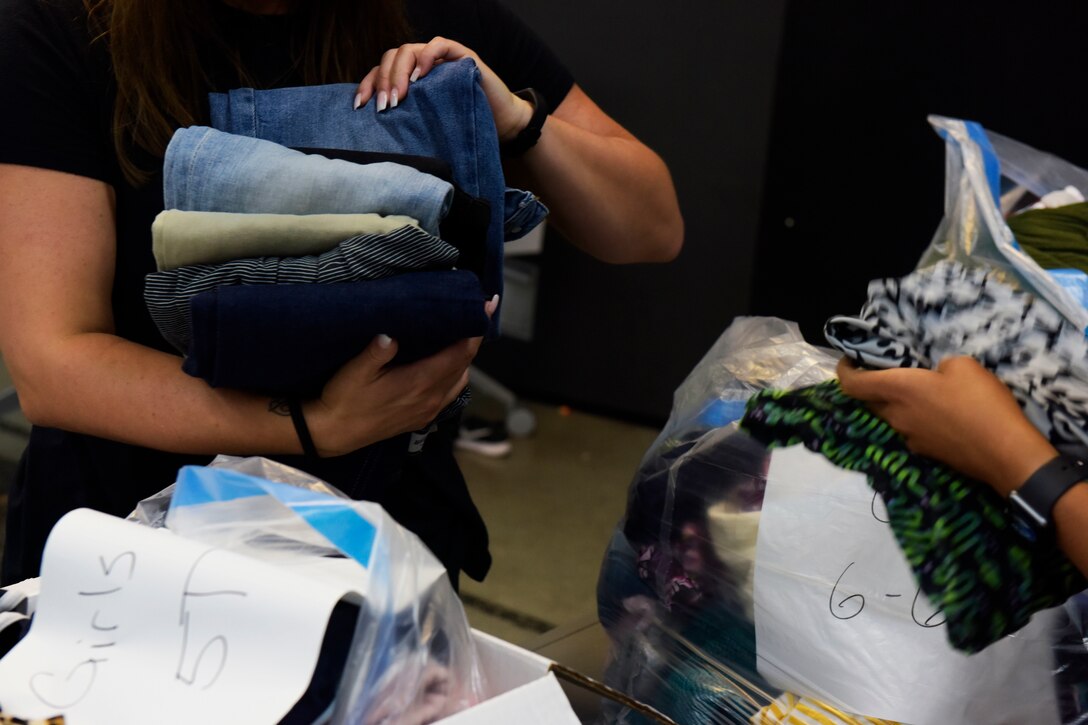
[78,552,137,597]
[175,549,247,689]
[90,612,118,632]
[911,587,946,628]
[829,562,865,620]
[29,549,136,707]
[30,659,105,709]
[871,492,890,523]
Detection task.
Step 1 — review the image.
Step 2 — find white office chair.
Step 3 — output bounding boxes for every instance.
[467,223,546,438]
[468,366,536,437]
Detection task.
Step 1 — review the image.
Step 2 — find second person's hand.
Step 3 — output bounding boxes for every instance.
[837,355,1057,496]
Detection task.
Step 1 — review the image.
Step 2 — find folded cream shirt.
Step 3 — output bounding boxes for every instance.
[152,210,420,270]
[705,503,760,621]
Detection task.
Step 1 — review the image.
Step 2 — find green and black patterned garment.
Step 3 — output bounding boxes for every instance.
[740,379,1087,653]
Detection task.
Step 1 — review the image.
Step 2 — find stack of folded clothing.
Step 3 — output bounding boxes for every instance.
[144,58,547,431]
[148,128,487,398]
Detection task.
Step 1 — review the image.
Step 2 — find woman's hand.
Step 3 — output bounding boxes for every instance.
[354,38,683,265]
[354,37,532,143]
[303,295,498,457]
[836,355,1056,496]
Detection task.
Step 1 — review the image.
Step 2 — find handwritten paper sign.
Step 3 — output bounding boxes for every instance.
[0,508,361,723]
[753,445,1061,725]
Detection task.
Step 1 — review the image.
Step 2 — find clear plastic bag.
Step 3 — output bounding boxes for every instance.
[599,118,1088,724]
[638,316,840,477]
[600,317,837,724]
[599,313,1088,724]
[918,115,1088,331]
[139,457,486,725]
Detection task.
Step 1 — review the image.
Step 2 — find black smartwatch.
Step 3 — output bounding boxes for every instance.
[501,88,548,158]
[1008,454,1086,543]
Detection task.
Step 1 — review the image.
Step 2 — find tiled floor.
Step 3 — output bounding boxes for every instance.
[0,359,658,655]
[456,401,658,645]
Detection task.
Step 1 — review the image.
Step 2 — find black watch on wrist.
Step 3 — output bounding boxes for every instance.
[501,88,548,158]
[1008,454,1086,544]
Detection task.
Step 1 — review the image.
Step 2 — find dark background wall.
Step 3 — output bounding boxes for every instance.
[477,0,788,424]
[752,2,1088,344]
[479,1,1088,425]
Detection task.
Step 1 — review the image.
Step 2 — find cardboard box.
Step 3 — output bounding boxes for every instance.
[438,630,581,724]
[3,577,581,724]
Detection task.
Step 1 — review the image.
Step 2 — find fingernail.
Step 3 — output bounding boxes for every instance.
[377,91,388,112]
[410,66,421,83]
[390,88,399,109]
[353,93,363,110]
[377,334,393,348]
[485,294,500,315]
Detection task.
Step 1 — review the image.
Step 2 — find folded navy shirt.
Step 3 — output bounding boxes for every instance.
[182,270,489,397]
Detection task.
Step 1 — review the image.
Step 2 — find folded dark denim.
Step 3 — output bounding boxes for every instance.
[182,270,488,397]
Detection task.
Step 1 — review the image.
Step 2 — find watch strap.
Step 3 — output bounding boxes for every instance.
[501,88,548,158]
[1008,454,1086,541]
[288,398,320,459]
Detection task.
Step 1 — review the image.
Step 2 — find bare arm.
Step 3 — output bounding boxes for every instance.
[505,84,682,263]
[356,37,684,264]
[0,164,481,458]
[837,355,1088,577]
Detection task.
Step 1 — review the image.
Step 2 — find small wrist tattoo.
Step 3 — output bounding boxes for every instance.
[268,398,291,417]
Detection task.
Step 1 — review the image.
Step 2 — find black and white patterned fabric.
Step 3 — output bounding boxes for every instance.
[145,224,459,353]
[825,260,1088,449]
[0,588,30,660]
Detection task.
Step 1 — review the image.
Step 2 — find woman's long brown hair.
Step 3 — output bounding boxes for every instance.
[84,0,410,186]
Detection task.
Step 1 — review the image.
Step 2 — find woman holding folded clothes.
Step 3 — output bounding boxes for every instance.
[0,0,683,585]
[837,356,1088,579]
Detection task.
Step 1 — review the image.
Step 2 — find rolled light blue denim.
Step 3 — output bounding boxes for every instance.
[164,126,454,237]
[182,269,489,397]
[207,58,549,335]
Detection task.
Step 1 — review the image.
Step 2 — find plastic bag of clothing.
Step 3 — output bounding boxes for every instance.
[639,315,840,471]
[599,316,1088,724]
[918,115,1088,330]
[600,316,838,724]
[0,459,486,724]
[160,457,486,724]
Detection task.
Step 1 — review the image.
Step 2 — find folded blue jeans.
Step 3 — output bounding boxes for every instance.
[182,269,490,397]
[207,58,549,336]
[164,126,454,237]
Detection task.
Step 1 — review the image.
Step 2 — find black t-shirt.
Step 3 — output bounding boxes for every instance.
[0,0,573,584]
[0,0,573,350]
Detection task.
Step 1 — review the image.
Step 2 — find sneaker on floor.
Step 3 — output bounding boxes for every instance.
[455,416,513,458]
